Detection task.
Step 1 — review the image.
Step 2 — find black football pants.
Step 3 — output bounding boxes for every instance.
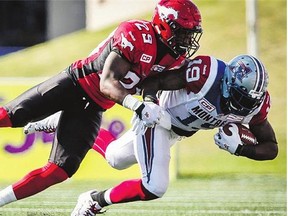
[4,71,103,176]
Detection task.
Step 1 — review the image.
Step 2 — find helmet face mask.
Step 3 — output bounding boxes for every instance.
[221,55,269,116]
[227,85,264,116]
[152,0,203,58]
[172,23,202,57]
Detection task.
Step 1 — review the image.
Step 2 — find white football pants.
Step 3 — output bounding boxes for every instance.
[105,125,179,197]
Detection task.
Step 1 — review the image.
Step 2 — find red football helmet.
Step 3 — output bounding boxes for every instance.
[152,0,203,58]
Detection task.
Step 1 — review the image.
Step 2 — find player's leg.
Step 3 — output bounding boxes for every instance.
[71,125,175,215]
[0,161,68,207]
[48,102,103,178]
[102,126,175,203]
[93,128,117,158]
[0,84,47,128]
[2,104,102,206]
[6,116,72,205]
[0,73,102,206]
[0,107,12,127]
[0,72,76,207]
[0,72,74,128]
[21,112,131,165]
[104,129,137,169]
[71,129,140,215]
[12,162,68,199]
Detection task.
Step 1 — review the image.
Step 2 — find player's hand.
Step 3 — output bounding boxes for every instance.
[131,108,171,135]
[214,124,242,154]
[132,102,161,135]
[135,102,162,128]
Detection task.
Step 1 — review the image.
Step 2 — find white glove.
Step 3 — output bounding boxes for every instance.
[131,107,171,135]
[122,94,164,133]
[214,124,242,154]
[135,101,162,127]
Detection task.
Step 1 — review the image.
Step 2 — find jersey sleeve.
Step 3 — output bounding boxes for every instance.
[249,92,271,125]
[112,21,146,64]
[184,55,226,95]
[184,56,211,94]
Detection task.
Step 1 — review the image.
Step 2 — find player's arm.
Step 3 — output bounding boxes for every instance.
[100,51,131,104]
[141,66,187,102]
[214,120,278,161]
[237,119,278,160]
[100,51,162,128]
[237,91,278,160]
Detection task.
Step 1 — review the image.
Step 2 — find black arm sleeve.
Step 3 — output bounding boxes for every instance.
[236,119,278,160]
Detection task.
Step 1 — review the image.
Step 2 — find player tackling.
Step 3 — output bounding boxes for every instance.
[0,0,203,209]
[22,54,278,215]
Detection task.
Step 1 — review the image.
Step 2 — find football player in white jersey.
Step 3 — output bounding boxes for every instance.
[24,54,278,215]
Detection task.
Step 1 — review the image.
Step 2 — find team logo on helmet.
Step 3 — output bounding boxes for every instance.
[157,5,178,21]
[232,60,252,83]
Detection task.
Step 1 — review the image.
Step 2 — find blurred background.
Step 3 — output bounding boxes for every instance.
[0,0,157,56]
[0,1,286,215]
[0,0,286,181]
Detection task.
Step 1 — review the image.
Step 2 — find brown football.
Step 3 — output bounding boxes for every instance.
[222,123,258,145]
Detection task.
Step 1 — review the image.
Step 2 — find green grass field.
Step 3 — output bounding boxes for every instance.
[0,0,286,215]
[0,175,286,216]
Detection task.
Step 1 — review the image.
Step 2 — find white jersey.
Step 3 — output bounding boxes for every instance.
[105,55,271,199]
[159,55,270,134]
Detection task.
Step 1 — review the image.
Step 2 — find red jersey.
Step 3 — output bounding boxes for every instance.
[68,20,185,109]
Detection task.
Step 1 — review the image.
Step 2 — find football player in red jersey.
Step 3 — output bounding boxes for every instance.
[21,55,278,215]
[0,0,203,208]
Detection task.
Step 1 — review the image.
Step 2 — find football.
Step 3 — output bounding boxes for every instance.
[222,123,258,145]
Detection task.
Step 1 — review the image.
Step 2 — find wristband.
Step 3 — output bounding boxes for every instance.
[234,145,243,156]
[122,94,142,111]
[135,103,145,117]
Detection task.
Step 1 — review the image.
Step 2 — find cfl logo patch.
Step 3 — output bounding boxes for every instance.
[140,54,152,63]
[199,98,215,112]
[151,64,165,72]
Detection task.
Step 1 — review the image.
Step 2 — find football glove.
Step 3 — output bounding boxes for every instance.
[123,94,162,128]
[143,93,172,129]
[131,108,171,135]
[214,124,242,154]
[135,101,162,128]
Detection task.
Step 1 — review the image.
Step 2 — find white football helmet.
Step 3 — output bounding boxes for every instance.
[221,54,269,116]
